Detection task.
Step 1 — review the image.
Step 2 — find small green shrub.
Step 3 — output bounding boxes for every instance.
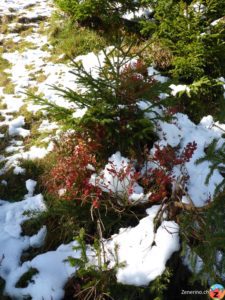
[196,138,225,194]
[152,0,225,84]
[170,40,205,81]
[66,228,172,300]
[175,77,225,122]
[54,0,144,28]
[203,0,225,23]
[31,41,168,156]
[179,191,225,285]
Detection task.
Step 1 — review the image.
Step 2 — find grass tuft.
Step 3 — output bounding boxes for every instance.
[48,13,107,59]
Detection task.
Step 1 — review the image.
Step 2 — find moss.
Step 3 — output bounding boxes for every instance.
[0,169,28,201]
[0,132,10,153]
[24,133,52,150]
[64,266,171,300]
[8,8,16,13]
[0,277,11,300]
[33,72,47,83]
[0,72,11,88]
[44,53,67,64]
[18,105,39,124]
[24,197,93,251]
[26,86,39,95]
[3,81,15,94]
[40,44,50,52]
[20,159,46,181]
[21,216,44,237]
[37,74,47,83]
[3,38,37,53]
[1,14,15,24]
[17,104,54,149]
[0,24,9,34]
[25,64,35,71]
[0,55,13,94]
[15,268,39,288]
[29,69,48,82]
[0,125,8,135]
[0,114,5,122]
[20,27,34,37]
[0,100,7,110]
[0,158,46,201]
[37,21,48,35]
[23,3,36,11]
[17,40,37,52]
[0,56,10,70]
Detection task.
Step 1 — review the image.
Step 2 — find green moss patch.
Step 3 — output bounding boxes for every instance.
[15,268,39,288]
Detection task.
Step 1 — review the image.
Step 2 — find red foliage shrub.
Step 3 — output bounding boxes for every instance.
[44,127,197,208]
[141,141,197,203]
[44,134,102,208]
[119,59,157,103]
[165,106,182,117]
[153,141,197,170]
[98,159,140,200]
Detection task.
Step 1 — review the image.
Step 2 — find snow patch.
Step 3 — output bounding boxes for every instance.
[104,205,180,286]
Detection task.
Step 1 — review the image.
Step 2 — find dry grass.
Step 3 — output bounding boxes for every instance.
[150,42,173,71]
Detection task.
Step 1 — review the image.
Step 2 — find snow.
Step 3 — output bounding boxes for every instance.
[104,205,180,286]
[157,121,182,147]
[0,2,93,296]
[8,116,30,137]
[13,166,26,175]
[38,119,58,132]
[75,47,114,79]
[90,151,144,203]
[5,145,24,153]
[25,179,37,197]
[170,84,190,96]
[72,107,88,118]
[0,142,55,176]
[123,5,153,20]
[0,194,46,283]
[148,66,169,83]
[0,186,81,300]
[211,17,225,26]
[155,113,224,207]
[4,242,81,300]
[0,0,53,19]
[1,94,24,112]
[29,226,47,248]
[182,246,203,274]
[22,143,55,159]
[192,2,205,14]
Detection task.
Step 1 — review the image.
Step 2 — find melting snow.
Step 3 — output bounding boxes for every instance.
[104,205,180,286]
